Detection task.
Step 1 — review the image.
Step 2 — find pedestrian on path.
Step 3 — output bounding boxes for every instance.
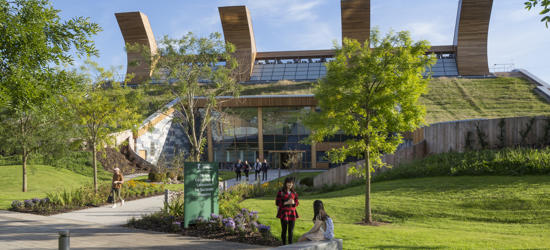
[254,158,262,181]
[111,168,124,208]
[243,160,250,181]
[276,177,299,245]
[262,159,269,181]
[234,159,243,182]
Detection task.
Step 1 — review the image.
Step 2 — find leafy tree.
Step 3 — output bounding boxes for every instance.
[0,0,100,192]
[304,30,435,224]
[130,32,240,162]
[65,61,142,192]
[525,0,550,27]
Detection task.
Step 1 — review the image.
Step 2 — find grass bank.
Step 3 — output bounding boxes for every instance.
[239,77,550,124]
[241,176,550,249]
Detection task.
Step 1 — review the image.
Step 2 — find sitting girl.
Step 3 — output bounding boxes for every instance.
[298,200,334,242]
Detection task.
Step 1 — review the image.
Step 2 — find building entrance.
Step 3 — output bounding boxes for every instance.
[268,150,305,169]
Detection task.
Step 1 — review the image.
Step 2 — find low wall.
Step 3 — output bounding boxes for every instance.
[272,239,343,250]
[314,115,550,188]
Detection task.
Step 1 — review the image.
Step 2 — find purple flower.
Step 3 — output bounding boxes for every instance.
[11,200,22,209]
[40,198,50,204]
[241,208,249,214]
[258,224,270,232]
[31,198,41,203]
[172,221,181,225]
[224,220,236,230]
[24,200,34,208]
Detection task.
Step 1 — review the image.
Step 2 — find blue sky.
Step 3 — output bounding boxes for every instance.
[51,0,550,83]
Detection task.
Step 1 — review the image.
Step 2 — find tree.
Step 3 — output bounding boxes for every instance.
[65,61,142,192]
[525,0,550,28]
[131,32,240,162]
[304,30,435,224]
[0,0,100,192]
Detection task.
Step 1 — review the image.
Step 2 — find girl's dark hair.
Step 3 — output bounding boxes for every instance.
[281,177,296,193]
[313,200,329,222]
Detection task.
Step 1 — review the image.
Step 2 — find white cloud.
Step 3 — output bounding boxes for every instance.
[405,22,449,45]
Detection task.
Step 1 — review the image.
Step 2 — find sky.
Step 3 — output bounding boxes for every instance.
[50,0,550,83]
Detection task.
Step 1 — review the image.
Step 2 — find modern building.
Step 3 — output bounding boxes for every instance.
[116,0,496,169]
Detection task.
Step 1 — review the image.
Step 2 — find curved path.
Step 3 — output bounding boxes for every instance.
[0,210,265,250]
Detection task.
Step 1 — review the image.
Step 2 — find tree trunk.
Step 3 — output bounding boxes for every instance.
[365,150,373,224]
[22,150,28,192]
[92,142,98,193]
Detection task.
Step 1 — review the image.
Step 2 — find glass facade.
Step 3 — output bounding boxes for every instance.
[207,106,356,169]
[262,107,312,169]
[210,107,259,168]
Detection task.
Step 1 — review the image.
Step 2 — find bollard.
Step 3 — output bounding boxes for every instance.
[58,230,70,250]
[164,189,169,205]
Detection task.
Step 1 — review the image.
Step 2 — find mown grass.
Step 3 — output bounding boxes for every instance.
[241,176,550,249]
[421,77,550,124]
[0,165,99,209]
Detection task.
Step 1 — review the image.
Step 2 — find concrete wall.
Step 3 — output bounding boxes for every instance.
[135,112,189,166]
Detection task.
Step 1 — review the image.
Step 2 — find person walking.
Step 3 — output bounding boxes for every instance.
[298,200,335,242]
[254,158,262,181]
[262,159,269,181]
[111,168,124,208]
[243,160,250,181]
[276,177,299,245]
[234,159,242,182]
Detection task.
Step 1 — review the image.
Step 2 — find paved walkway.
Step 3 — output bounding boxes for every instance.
[50,195,164,226]
[0,210,265,250]
[221,169,324,190]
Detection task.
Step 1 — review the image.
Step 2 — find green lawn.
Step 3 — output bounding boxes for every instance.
[0,165,98,209]
[241,176,550,249]
[219,170,236,181]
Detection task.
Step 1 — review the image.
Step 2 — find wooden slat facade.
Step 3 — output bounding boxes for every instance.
[218,6,257,82]
[115,12,157,84]
[196,95,318,108]
[454,0,493,76]
[341,0,370,43]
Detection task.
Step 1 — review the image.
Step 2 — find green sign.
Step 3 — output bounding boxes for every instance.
[183,162,219,228]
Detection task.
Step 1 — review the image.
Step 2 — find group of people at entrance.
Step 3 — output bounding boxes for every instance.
[233,158,269,182]
[276,177,335,245]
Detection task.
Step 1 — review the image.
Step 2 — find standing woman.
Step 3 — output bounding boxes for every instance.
[276,177,299,245]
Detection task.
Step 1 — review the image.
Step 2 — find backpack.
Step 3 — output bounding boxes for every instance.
[324,217,334,240]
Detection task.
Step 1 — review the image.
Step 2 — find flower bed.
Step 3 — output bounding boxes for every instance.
[9,179,165,215]
[127,208,280,246]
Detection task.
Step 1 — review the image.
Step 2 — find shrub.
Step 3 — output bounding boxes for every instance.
[299,176,314,187]
[166,171,177,180]
[11,200,22,210]
[374,147,550,182]
[148,172,164,182]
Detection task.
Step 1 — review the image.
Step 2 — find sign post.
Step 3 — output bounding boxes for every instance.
[183,162,219,228]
